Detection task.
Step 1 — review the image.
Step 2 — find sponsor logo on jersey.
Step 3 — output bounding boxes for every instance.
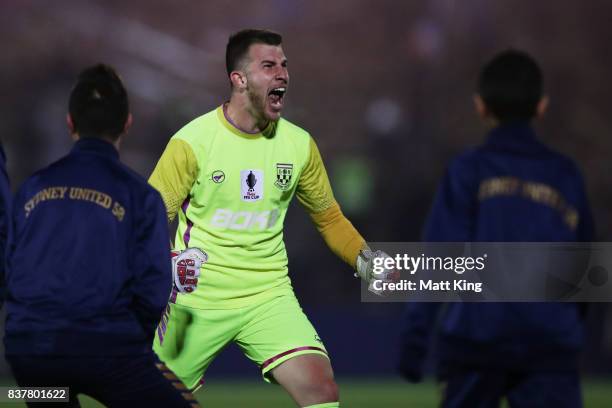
[212,170,225,183]
[274,163,293,191]
[210,208,280,230]
[241,169,263,201]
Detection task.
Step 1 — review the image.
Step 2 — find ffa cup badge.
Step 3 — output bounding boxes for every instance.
[241,169,263,201]
[274,163,293,191]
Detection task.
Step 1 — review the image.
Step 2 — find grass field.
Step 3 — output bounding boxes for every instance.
[2,378,611,407]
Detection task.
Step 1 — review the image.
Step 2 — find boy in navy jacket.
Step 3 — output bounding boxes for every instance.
[399,50,593,408]
[4,65,198,407]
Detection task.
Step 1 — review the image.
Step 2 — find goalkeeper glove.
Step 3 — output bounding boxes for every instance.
[171,248,208,294]
[355,248,398,295]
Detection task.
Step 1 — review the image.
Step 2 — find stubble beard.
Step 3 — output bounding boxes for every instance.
[246,84,269,124]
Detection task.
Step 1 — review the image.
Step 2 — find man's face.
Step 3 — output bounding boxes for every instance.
[243,43,289,122]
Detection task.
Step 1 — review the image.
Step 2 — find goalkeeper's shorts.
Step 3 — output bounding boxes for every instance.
[153,292,328,390]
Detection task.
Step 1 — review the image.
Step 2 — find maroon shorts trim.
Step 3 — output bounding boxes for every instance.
[260,346,327,372]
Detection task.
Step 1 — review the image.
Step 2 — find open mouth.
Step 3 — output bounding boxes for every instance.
[268,87,287,110]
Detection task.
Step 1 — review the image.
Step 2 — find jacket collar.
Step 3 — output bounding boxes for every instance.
[484,122,546,152]
[70,137,119,160]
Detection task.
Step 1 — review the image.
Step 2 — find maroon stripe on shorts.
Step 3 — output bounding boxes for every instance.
[260,346,327,371]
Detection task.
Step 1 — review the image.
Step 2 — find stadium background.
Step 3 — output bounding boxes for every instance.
[1,0,612,406]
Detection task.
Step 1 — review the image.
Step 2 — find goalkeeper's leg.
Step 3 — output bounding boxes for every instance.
[153,302,241,391]
[271,354,339,407]
[236,293,339,407]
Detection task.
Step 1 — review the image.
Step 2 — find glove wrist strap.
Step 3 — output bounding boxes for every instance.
[355,249,374,280]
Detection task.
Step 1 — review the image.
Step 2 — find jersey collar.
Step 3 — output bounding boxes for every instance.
[217,104,276,139]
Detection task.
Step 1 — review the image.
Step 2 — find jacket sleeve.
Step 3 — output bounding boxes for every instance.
[423,158,477,242]
[398,302,444,381]
[0,150,11,308]
[570,166,594,318]
[130,188,173,338]
[399,158,476,380]
[573,169,594,242]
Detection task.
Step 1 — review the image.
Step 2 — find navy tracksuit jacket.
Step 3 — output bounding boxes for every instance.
[0,144,11,308]
[4,137,172,356]
[400,123,593,375]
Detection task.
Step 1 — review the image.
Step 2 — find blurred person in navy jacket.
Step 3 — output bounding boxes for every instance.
[398,50,593,408]
[0,142,11,308]
[4,64,198,407]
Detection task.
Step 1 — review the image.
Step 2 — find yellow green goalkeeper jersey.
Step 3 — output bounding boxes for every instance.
[149,105,353,309]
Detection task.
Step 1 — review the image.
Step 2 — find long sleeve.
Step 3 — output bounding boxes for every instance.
[0,146,11,308]
[398,302,444,381]
[130,189,173,338]
[423,158,477,242]
[572,169,594,242]
[399,158,476,380]
[297,138,365,269]
[148,138,198,224]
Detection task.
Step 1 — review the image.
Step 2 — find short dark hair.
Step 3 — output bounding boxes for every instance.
[477,49,543,123]
[68,64,129,140]
[226,29,282,76]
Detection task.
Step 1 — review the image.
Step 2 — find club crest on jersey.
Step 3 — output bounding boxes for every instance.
[241,169,263,201]
[274,163,293,191]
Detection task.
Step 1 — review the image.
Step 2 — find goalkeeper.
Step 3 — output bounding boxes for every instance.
[150,29,393,408]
